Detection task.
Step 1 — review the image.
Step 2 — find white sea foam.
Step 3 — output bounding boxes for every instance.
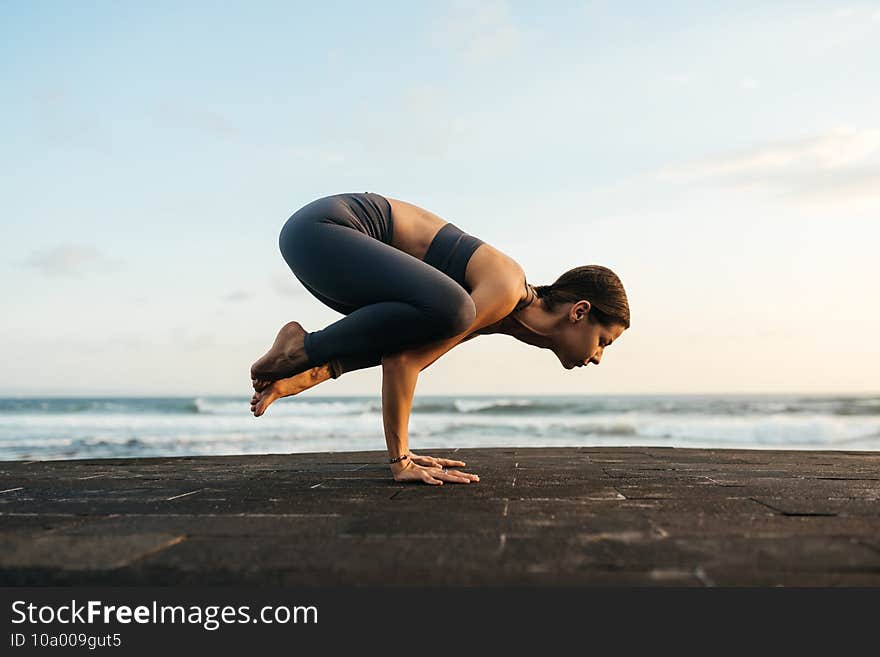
[2,394,879,460]
[452,398,535,413]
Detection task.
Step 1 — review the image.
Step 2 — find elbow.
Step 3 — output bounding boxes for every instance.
[381,352,412,371]
[381,351,422,382]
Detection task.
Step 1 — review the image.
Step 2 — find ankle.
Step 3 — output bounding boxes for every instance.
[309,364,333,384]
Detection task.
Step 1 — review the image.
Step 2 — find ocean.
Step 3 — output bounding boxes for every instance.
[1,393,878,462]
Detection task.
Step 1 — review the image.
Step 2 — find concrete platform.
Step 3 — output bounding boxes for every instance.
[1,446,879,586]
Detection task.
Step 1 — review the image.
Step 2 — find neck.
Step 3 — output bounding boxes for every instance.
[498,291,556,349]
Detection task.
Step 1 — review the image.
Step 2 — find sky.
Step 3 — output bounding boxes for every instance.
[1,0,878,396]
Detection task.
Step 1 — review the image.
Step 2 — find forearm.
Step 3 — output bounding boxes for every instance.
[378,280,511,472]
[381,355,420,473]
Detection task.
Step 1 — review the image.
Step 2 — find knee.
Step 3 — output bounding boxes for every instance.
[278,220,299,265]
[278,215,314,266]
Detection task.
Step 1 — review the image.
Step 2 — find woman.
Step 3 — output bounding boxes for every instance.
[250,192,630,486]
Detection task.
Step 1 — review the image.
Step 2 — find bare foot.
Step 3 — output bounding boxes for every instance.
[250,364,333,417]
[251,377,273,392]
[250,321,311,381]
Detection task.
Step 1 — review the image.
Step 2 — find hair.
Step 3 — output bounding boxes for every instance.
[532,265,630,329]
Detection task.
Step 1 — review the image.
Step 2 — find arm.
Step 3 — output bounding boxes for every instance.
[393,279,521,374]
[382,279,521,482]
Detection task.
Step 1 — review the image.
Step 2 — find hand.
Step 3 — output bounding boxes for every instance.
[391,458,480,485]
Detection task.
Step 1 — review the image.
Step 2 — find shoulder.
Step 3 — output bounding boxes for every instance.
[468,243,525,293]
[467,258,526,329]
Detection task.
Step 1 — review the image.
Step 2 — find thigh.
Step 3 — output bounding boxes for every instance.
[280,214,470,313]
[294,273,356,316]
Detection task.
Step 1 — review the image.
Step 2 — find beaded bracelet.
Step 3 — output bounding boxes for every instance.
[388,453,409,464]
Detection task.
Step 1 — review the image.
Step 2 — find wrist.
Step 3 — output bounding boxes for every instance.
[389,454,413,475]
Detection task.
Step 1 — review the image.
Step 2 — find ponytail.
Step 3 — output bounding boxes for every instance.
[533,265,630,329]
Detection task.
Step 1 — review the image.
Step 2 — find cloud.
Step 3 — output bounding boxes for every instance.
[388,85,474,158]
[657,128,880,204]
[156,100,240,138]
[23,243,119,277]
[435,0,523,63]
[222,290,252,302]
[660,72,695,86]
[31,85,103,149]
[179,332,216,350]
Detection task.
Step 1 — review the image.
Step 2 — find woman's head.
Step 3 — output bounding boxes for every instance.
[532,265,630,370]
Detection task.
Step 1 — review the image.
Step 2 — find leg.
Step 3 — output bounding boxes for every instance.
[293,276,384,379]
[254,212,476,381]
[291,223,475,364]
[251,363,333,416]
[251,273,373,393]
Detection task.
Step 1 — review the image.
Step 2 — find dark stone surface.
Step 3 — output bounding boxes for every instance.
[1,446,879,586]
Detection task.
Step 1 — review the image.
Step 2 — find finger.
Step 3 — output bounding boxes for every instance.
[417,456,465,468]
[421,472,443,485]
[438,471,471,484]
[436,458,466,467]
[432,467,471,482]
[421,456,465,467]
[444,469,480,482]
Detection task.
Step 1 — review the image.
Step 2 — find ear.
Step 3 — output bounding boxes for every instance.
[572,300,591,321]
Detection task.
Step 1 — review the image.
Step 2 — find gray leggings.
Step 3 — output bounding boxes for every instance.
[279,192,485,379]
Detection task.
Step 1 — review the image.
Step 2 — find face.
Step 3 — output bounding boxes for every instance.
[553,301,625,370]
